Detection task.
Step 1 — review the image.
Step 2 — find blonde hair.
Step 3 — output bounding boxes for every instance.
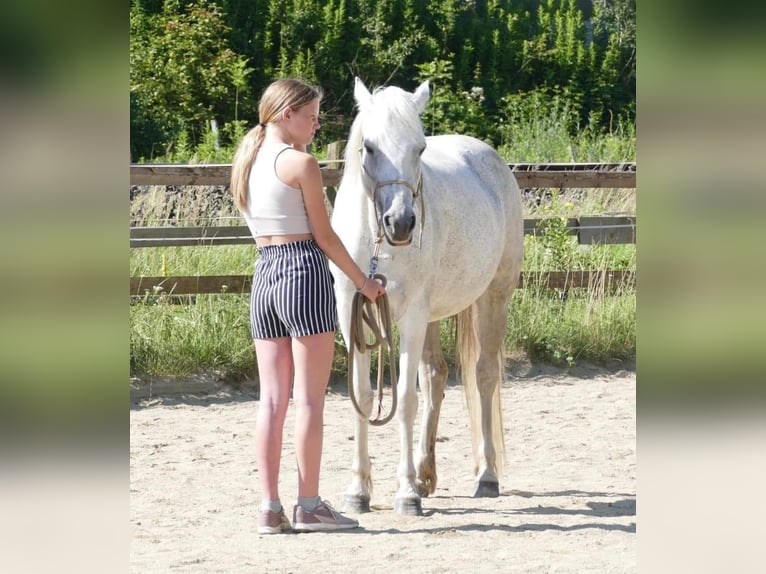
[230,78,323,212]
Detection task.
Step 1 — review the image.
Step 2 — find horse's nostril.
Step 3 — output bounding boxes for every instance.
[408,216,416,231]
[384,215,392,228]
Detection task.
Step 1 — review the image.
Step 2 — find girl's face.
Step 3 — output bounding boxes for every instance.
[286,98,321,146]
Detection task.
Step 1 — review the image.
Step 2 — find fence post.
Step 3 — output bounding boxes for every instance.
[324,140,346,205]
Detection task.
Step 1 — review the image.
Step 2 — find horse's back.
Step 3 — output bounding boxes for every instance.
[424,134,520,208]
[411,134,523,318]
[424,133,522,239]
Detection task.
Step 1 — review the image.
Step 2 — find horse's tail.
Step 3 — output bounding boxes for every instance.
[455,305,506,482]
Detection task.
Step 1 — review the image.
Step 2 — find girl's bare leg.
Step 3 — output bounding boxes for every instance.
[291,331,335,497]
[254,337,294,503]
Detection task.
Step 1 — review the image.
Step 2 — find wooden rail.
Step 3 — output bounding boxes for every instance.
[130,162,636,189]
[130,162,636,296]
[130,216,636,248]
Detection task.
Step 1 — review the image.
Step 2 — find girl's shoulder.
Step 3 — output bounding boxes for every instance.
[279,147,319,171]
[274,146,320,188]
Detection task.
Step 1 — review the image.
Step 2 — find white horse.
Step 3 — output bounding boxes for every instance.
[330,78,523,515]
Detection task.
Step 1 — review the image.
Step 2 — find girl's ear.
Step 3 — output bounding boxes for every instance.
[281,106,292,121]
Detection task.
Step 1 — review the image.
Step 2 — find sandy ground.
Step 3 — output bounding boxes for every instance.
[130,366,635,573]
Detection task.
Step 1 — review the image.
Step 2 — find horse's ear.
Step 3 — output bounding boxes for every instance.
[354,77,372,109]
[412,81,430,114]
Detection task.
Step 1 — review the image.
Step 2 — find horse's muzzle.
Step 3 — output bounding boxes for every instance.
[382,213,416,246]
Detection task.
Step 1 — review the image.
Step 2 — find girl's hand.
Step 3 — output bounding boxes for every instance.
[358,276,386,303]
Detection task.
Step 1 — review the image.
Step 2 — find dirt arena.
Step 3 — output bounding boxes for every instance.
[130,365,635,573]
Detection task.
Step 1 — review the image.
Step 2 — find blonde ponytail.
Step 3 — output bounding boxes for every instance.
[230,124,265,212]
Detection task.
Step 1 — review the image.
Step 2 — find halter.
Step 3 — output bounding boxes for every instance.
[358,148,425,247]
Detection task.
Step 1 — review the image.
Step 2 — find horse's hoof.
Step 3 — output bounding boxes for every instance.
[342,494,371,514]
[394,497,423,516]
[473,480,500,498]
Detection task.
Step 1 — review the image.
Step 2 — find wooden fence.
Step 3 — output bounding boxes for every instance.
[130,161,636,296]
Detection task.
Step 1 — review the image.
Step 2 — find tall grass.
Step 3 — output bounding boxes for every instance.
[507,237,636,366]
[130,105,635,380]
[498,89,636,163]
[130,294,254,380]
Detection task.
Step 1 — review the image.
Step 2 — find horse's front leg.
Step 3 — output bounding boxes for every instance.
[342,348,374,513]
[393,316,428,516]
[335,290,375,514]
[415,320,448,497]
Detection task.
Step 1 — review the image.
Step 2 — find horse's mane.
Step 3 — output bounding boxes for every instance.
[343,115,364,183]
[343,86,425,183]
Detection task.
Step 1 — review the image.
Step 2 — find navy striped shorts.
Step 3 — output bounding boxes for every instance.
[250,240,338,339]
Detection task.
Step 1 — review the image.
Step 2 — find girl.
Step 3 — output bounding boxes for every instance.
[230,78,385,533]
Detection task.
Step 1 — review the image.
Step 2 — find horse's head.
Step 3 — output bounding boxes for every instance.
[353,77,429,246]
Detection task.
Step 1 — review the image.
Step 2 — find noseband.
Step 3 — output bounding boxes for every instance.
[372,178,421,200]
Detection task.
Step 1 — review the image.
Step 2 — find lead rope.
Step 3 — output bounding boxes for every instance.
[347,242,397,426]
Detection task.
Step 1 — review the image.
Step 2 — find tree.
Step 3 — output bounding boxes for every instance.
[130,0,251,158]
[129,0,635,157]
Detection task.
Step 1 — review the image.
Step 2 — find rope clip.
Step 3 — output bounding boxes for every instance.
[368,256,379,277]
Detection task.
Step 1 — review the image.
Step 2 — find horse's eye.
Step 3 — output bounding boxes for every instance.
[364,143,375,155]
[418,146,426,156]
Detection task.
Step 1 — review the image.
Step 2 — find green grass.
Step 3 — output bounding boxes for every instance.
[507,236,636,366]
[130,196,635,377]
[130,294,254,380]
[131,112,635,380]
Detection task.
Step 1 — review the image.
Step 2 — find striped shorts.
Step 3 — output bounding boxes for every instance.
[249,239,338,339]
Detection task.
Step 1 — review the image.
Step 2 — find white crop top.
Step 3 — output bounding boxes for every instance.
[242,143,312,238]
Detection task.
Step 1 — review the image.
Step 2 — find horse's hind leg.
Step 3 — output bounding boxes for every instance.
[415,321,448,497]
[478,286,516,497]
[459,286,513,498]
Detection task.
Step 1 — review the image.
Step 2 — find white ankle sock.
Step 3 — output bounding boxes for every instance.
[260,500,282,513]
[297,495,320,511]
